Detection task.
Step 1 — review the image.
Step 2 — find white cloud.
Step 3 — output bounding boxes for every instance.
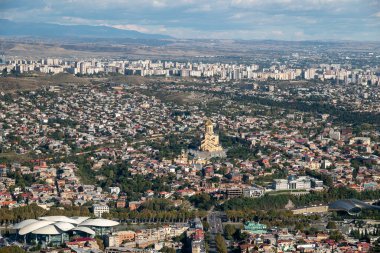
[0,0,379,40]
[228,12,250,20]
[229,0,360,11]
[271,30,284,37]
[152,0,167,8]
[60,16,108,26]
[112,24,150,33]
[294,31,306,39]
[186,4,213,12]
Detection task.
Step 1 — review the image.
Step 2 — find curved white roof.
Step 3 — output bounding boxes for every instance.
[71,217,90,224]
[40,216,79,224]
[79,218,119,227]
[54,222,75,231]
[19,221,55,235]
[31,224,61,235]
[16,216,118,236]
[13,219,38,230]
[72,226,96,235]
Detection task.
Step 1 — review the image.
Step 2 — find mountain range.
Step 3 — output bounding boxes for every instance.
[0,19,171,40]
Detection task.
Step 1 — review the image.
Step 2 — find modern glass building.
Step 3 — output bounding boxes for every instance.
[13,216,119,246]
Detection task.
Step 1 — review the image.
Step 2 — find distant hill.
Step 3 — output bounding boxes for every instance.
[0,19,172,40]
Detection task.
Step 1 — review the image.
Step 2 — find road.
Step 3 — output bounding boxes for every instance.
[207,211,224,253]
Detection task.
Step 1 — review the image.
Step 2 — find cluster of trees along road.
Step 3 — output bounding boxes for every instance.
[0,204,91,225]
[215,233,228,253]
[224,209,321,229]
[1,186,380,221]
[220,187,380,213]
[3,187,380,226]
[0,246,26,253]
[106,209,208,223]
[0,201,208,226]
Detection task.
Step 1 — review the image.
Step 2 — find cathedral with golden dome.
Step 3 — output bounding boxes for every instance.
[200,119,223,152]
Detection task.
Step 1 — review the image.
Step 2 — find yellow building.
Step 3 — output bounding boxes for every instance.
[200,119,223,152]
[175,149,189,165]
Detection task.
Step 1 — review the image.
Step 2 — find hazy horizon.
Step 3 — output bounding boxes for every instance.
[1,0,380,41]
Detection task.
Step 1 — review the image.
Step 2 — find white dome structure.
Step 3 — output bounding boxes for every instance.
[72,226,96,235]
[12,219,38,230]
[31,225,62,235]
[39,216,79,224]
[13,216,118,236]
[19,220,56,235]
[54,222,75,231]
[71,216,90,224]
[79,218,119,227]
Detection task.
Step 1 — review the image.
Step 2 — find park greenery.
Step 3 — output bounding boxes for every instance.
[188,193,217,211]
[177,87,380,126]
[0,201,208,226]
[0,204,91,225]
[221,187,380,213]
[0,246,26,253]
[215,233,228,253]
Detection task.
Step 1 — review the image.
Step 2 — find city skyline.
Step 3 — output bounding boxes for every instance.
[2,1,380,253]
[1,0,380,41]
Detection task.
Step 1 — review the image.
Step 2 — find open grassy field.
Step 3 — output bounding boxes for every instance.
[0,73,91,93]
[0,152,31,163]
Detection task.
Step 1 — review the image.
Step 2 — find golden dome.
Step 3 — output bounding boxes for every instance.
[205,119,213,126]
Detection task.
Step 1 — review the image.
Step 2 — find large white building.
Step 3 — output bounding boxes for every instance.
[273,176,322,191]
[93,204,110,217]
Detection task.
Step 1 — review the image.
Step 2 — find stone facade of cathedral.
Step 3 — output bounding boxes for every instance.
[200,119,223,152]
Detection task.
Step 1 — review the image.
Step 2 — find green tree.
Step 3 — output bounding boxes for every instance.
[370,238,380,252]
[0,246,26,253]
[224,224,237,240]
[188,193,216,211]
[329,230,344,241]
[203,220,210,231]
[215,233,227,253]
[326,221,337,230]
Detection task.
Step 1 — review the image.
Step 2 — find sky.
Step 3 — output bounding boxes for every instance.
[1,0,380,41]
